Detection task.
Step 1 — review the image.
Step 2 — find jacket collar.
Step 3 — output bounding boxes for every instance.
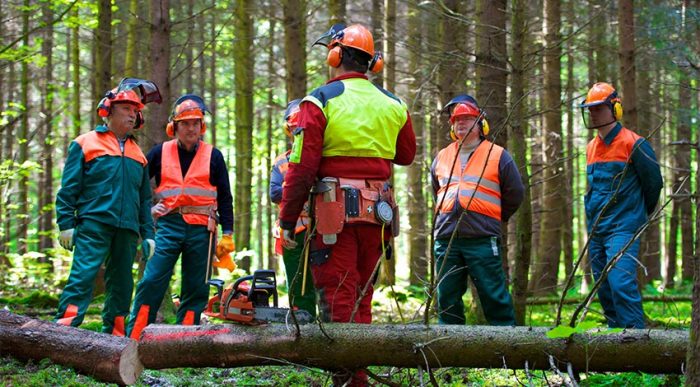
[327,72,368,84]
[600,122,622,146]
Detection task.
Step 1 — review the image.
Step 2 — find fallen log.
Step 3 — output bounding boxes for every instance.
[527,295,692,305]
[0,310,142,385]
[139,323,688,374]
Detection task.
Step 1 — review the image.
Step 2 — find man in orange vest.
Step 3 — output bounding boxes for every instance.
[270,99,316,318]
[580,82,662,328]
[431,94,524,325]
[127,94,235,339]
[55,78,160,335]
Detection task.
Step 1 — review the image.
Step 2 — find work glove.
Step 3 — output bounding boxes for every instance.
[280,227,298,250]
[59,228,74,251]
[216,234,235,259]
[151,203,170,220]
[213,253,237,271]
[141,238,155,261]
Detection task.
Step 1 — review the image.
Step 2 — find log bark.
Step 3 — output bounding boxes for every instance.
[0,311,142,385]
[139,323,687,374]
[527,295,692,305]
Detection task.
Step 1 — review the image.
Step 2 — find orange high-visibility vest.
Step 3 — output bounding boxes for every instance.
[154,140,217,225]
[433,140,503,220]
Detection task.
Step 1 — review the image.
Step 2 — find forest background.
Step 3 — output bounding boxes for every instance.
[0,0,698,385]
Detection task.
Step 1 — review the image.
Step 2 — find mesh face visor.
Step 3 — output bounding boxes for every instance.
[117,78,163,105]
[312,23,347,47]
[579,98,613,129]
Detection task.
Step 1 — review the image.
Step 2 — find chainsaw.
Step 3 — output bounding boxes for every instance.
[204,269,313,325]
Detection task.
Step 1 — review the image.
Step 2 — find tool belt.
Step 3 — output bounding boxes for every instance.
[170,205,219,232]
[311,177,399,245]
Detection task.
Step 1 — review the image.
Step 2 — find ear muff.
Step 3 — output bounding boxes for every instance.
[166,122,174,138]
[450,129,457,141]
[327,46,342,67]
[97,97,110,118]
[481,118,490,136]
[134,111,144,129]
[369,52,384,73]
[612,100,623,120]
[200,122,207,135]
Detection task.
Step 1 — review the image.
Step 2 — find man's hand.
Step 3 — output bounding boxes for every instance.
[281,228,298,249]
[216,234,235,258]
[151,203,170,220]
[59,229,74,251]
[142,238,156,261]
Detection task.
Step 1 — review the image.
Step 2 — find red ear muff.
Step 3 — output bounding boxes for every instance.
[200,122,207,135]
[97,98,110,117]
[369,52,384,73]
[134,111,144,129]
[166,122,175,138]
[327,46,342,68]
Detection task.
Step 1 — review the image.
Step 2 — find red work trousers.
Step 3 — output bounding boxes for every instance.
[311,223,386,324]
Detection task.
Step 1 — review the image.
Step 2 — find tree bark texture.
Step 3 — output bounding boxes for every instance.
[138,323,688,374]
[617,0,638,131]
[678,73,694,281]
[38,1,55,253]
[234,0,255,267]
[509,0,533,325]
[328,0,346,25]
[147,0,171,150]
[686,91,700,384]
[17,0,30,255]
[0,311,142,385]
[71,7,81,138]
[533,0,563,296]
[283,0,306,101]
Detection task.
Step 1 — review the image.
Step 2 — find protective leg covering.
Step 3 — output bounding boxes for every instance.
[311,224,384,387]
[127,214,211,339]
[435,237,515,326]
[590,233,644,328]
[283,230,316,318]
[55,219,138,335]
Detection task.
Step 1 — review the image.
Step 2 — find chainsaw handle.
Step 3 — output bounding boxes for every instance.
[251,270,278,306]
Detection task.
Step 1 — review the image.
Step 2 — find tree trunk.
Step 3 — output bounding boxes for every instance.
[234,0,255,270]
[283,0,306,101]
[71,7,81,138]
[0,311,142,385]
[678,73,694,282]
[509,0,533,325]
[38,1,55,254]
[138,323,688,374]
[686,104,700,386]
[667,204,679,289]
[406,2,427,287]
[562,0,575,279]
[146,0,170,150]
[328,0,346,25]
[95,0,112,102]
[618,0,638,131]
[1,61,15,264]
[533,0,563,296]
[371,0,383,87]
[17,0,30,255]
[208,6,217,146]
[266,15,277,271]
[124,0,138,76]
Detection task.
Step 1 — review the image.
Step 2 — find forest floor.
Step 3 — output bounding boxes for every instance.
[0,277,691,386]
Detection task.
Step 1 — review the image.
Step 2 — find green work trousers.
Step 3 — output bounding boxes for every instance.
[127,214,211,337]
[435,236,515,325]
[283,230,316,318]
[55,219,138,334]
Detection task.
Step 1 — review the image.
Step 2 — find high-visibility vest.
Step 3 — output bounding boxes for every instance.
[302,77,408,159]
[154,140,217,225]
[433,140,503,220]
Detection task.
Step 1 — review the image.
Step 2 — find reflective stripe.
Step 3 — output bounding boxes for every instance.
[459,189,501,206]
[155,187,218,199]
[461,175,500,193]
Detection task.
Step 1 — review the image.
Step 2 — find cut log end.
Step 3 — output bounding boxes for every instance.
[119,340,143,386]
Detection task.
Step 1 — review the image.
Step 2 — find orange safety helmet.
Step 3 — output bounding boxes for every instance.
[314,23,384,74]
[283,99,302,139]
[166,94,209,137]
[580,82,623,128]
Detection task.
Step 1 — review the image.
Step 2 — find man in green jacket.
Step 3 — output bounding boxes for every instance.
[54,78,160,335]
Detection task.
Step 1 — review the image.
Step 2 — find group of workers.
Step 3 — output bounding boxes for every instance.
[53,22,662,386]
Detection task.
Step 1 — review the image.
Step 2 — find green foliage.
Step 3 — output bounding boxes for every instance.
[547,320,622,339]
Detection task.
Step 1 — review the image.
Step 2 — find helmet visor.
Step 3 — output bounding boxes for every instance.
[312,23,347,47]
[117,78,162,105]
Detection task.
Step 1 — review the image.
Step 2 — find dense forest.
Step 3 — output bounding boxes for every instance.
[0,0,699,385]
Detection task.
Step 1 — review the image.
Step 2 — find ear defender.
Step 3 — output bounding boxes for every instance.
[327,46,343,68]
[612,99,623,120]
[134,111,144,129]
[481,118,490,136]
[97,98,110,118]
[369,52,384,73]
[450,129,457,141]
[166,122,175,138]
[199,122,207,135]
